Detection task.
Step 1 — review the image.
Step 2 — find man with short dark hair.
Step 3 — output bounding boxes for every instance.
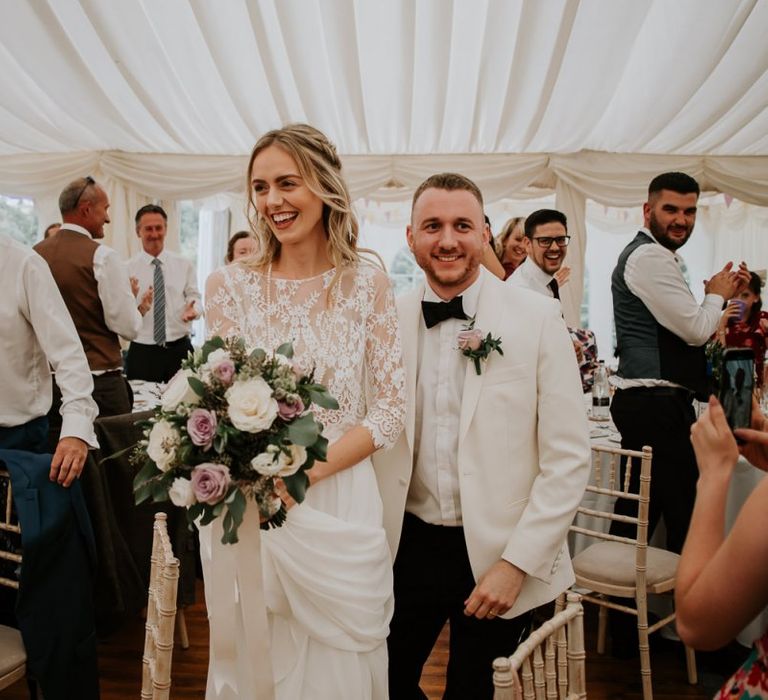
[610,171,749,554]
[125,204,201,382]
[374,173,589,698]
[507,208,569,299]
[35,177,145,422]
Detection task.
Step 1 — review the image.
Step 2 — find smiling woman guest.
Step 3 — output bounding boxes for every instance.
[494,216,527,279]
[225,230,258,264]
[204,123,405,699]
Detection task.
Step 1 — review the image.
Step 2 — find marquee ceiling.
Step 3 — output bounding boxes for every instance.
[3,0,768,157]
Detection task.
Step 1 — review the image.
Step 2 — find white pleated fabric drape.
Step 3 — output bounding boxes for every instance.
[4,150,768,326]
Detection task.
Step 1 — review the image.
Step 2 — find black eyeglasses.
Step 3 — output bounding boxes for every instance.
[532,235,571,248]
[73,176,95,206]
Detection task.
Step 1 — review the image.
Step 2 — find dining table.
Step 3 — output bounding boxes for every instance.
[79,381,197,632]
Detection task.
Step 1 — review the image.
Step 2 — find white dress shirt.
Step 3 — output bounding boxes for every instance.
[612,228,724,390]
[127,249,201,344]
[63,224,143,346]
[407,273,483,526]
[507,256,557,297]
[0,234,98,446]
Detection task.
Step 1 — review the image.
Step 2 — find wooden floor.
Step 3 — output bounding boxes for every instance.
[1,581,748,699]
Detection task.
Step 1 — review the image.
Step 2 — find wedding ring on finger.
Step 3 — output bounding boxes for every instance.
[487,610,498,619]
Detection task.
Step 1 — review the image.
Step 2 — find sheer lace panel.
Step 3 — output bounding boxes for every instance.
[205,263,405,449]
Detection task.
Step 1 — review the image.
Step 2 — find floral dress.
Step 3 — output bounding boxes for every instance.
[203,262,405,700]
[715,630,768,699]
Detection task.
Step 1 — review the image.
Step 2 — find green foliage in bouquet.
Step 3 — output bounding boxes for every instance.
[131,336,338,544]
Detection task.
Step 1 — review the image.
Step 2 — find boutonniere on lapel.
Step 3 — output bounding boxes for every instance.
[456,316,503,375]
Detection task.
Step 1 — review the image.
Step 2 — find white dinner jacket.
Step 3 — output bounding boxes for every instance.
[372,269,590,618]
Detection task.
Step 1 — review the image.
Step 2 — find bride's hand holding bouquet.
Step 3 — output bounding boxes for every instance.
[131,336,338,543]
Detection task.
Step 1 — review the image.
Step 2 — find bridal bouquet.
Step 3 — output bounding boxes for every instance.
[132,336,338,543]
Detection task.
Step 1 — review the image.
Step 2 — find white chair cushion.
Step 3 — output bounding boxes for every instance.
[0,624,25,676]
[572,541,679,588]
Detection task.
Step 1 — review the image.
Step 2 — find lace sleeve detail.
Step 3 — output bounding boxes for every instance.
[204,266,242,340]
[361,270,406,449]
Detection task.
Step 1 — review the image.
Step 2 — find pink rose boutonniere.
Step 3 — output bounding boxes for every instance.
[457,316,503,375]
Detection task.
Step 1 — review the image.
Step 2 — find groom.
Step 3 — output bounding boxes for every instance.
[373,173,590,699]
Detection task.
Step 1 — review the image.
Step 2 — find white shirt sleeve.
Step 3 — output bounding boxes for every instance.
[183,258,203,317]
[23,255,98,446]
[93,246,143,340]
[624,244,724,346]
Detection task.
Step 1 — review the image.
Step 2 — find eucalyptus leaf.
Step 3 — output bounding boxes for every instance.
[286,413,320,446]
[250,348,266,362]
[283,471,309,503]
[200,336,225,363]
[307,388,339,410]
[188,503,204,522]
[188,376,206,397]
[227,489,247,528]
[199,507,217,527]
[276,342,294,359]
[134,480,154,505]
[132,460,161,492]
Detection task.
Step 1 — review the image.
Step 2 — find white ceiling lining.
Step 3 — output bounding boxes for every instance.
[1,0,766,156]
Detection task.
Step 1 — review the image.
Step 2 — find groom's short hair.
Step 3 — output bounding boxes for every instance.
[411,173,484,216]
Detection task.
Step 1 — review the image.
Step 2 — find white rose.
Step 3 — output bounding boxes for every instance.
[146,419,181,472]
[276,444,307,477]
[225,377,278,433]
[200,349,232,378]
[250,451,281,477]
[161,369,201,411]
[168,477,196,507]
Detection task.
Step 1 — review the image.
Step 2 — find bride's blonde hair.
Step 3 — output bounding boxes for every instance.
[245,124,381,283]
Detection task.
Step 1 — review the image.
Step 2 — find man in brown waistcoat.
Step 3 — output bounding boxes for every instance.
[35,176,150,424]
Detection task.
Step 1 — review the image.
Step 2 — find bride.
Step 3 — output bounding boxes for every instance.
[204,123,405,699]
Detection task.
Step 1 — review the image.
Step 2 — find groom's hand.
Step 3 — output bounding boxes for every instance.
[463,559,525,620]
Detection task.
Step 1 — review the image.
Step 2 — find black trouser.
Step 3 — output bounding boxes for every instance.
[609,387,698,553]
[388,513,531,700]
[125,337,193,383]
[608,387,698,654]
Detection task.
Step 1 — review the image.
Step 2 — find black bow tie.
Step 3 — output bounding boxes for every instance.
[421,296,467,329]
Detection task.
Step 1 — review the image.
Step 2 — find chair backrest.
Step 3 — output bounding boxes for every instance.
[493,593,586,700]
[570,444,652,564]
[141,513,179,700]
[0,467,21,591]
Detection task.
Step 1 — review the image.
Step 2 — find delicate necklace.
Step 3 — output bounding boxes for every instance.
[265,263,340,376]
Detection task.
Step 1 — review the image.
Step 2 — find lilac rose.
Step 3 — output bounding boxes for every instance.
[457,328,484,352]
[212,359,236,386]
[277,397,305,421]
[187,408,218,450]
[190,463,231,505]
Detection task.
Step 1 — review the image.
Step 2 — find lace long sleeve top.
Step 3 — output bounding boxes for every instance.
[205,262,406,449]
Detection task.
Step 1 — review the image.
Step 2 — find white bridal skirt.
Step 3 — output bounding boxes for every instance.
[199,456,393,700]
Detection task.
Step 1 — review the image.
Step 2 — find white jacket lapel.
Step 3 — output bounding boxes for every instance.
[459,272,504,444]
[398,285,423,452]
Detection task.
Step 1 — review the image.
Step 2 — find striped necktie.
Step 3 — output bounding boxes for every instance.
[152,258,166,345]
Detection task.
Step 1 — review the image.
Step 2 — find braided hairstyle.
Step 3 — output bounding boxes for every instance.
[245,124,362,278]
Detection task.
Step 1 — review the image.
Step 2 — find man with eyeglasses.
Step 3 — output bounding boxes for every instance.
[35,176,147,429]
[507,209,570,299]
